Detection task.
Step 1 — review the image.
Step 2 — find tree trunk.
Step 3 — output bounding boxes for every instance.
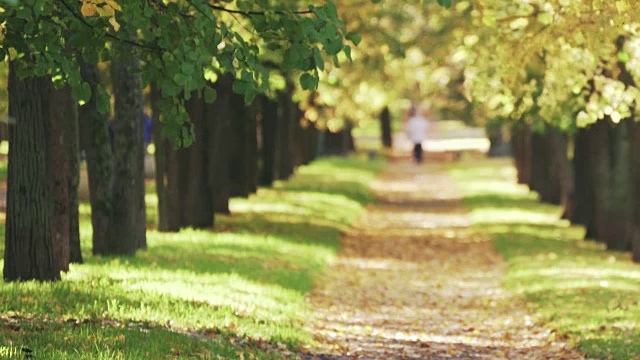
[78,60,113,255]
[4,62,57,281]
[260,96,279,186]
[547,129,573,219]
[63,84,82,264]
[246,101,259,194]
[323,129,350,156]
[164,142,182,231]
[529,128,561,205]
[109,56,146,254]
[48,84,71,273]
[150,83,170,231]
[380,106,392,148]
[302,123,319,165]
[211,75,232,214]
[630,120,640,261]
[229,90,250,197]
[587,120,611,244]
[182,92,213,227]
[570,128,596,238]
[277,85,295,180]
[511,123,532,185]
[606,118,633,251]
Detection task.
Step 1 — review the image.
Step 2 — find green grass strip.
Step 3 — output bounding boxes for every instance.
[0,154,385,359]
[449,158,640,360]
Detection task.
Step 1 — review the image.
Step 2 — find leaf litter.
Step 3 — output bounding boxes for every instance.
[299,161,585,360]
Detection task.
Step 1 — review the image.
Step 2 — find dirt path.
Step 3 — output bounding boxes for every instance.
[301,160,583,359]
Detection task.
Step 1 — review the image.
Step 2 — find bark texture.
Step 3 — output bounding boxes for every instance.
[109,56,146,254]
[4,62,57,281]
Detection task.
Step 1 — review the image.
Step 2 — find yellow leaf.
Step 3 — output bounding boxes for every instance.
[104,0,122,11]
[109,17,120,32]
[80,3,97,17]
[96,5,115,17]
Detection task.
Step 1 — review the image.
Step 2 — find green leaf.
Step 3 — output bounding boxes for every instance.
[346,32,361,46]
[299,72,318,90]
[437,0,453,8]
[204,86,217,103]
[313,47,325,71]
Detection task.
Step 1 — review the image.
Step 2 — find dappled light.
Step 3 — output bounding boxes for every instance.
[302,159,581,359]
[450,158,640,359]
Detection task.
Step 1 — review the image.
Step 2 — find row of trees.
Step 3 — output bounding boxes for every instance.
[0,0,369,282]
[430,1,640,261]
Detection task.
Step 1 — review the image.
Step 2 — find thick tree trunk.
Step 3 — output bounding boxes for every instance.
[49,84,71,273]
[4,63,57,281]
[606,118,633,251]
[380,106,393,148]
[323,129,351,156]
[547,129,573,219]
[630,120,640,261]
[587,120,611,244]
[260,96,279,186]
[109,56,146,254]
[570,128,596,238]
[511,123,532,185]
[183,92,213,227]
[529,128,561,205]
[150,83,170,231]
[78,61,113,255]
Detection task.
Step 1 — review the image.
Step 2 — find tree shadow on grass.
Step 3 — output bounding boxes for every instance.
[462,193,553,211]
[84,215,344,294]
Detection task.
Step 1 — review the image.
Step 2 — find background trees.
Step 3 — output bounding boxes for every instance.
[0,0,358,281]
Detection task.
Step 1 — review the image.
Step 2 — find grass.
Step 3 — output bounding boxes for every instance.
[0,154,385,359]
[449,158,640,360]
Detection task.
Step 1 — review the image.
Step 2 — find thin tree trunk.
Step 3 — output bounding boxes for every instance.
[277,85,295,180]
[229,90,250,197]
[246,101,259,194]
[211,75,232,214]
[4,62,57,281]
[380,106,392,148]
[109,56,146,254]
[63,84,82,264]
[150,83,170,231]
[588,120,611,244]
[78,60,113,255]
[260,96,279,186]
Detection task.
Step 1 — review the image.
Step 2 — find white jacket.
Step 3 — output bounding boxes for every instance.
[405,116,430,143]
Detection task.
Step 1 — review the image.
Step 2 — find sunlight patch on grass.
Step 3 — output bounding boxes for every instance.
[449,157,640,359]
[0,155,384,359]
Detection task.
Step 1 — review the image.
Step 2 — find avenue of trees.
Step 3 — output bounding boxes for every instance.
[0,0,367,282]
[440,1,640,261]
[7,0,640,282]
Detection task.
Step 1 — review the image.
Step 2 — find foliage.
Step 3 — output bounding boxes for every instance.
[299,0,470,131]
[0,155,384,359]
[446,0,640,130]
[450,158,640,359]
[0,0,358,145]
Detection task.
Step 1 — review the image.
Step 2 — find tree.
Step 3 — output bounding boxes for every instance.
[4,62,57,281]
